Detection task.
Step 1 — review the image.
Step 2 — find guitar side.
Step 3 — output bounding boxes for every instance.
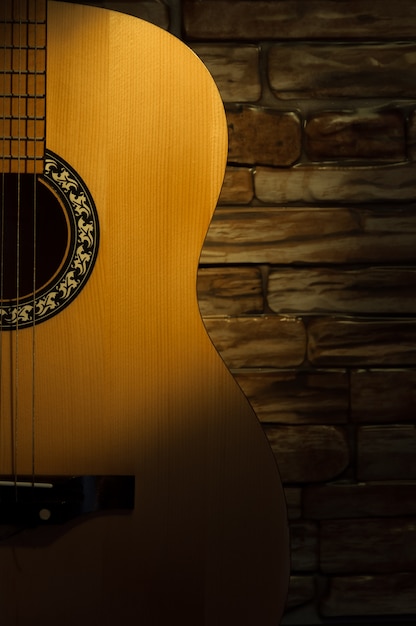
[0,3,289,624]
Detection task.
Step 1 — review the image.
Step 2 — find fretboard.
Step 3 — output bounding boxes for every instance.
[1,0,46,174]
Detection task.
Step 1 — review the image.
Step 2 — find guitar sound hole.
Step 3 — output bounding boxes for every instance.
[0,174,69,302]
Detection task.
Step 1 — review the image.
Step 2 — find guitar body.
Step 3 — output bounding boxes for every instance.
[0,3,289,624]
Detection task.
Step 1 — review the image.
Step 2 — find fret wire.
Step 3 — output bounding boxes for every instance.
[1,0,46,174]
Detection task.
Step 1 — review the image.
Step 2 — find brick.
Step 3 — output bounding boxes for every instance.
[308,318,416,367]
[320,518,416,574]
[255,164,416,204]
[203,315,306,368]
[304,483,416,519]
[284,487,302,520]
[408,109,416,161]
[305,111,405,162]
[218,167,253,205]
[268,43,416,100]
[197,266,263,316]
[183,0,416,41]
[102,1,169,28]
[234,370,348,424]
[191,45,260,102]
[200,207,416,265]
[351,369,416,423]
[285,575,315,610]
[290,521,319,572]
[357,425,416,481]
[321,573,416,617]
[227,107,301,167]
[266,425,349,483]
[267,267,416,315]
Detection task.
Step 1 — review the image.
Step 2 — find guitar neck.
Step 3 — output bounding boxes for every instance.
[1,0,46,174]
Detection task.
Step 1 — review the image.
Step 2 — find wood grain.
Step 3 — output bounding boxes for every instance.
[0,3,289,624]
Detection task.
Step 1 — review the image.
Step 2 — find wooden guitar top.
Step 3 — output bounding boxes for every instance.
[0,2,289,624]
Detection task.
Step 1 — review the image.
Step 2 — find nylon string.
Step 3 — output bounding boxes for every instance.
[0,0,6,479]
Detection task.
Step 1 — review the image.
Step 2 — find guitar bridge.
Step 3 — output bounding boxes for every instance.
[0,475,135,527]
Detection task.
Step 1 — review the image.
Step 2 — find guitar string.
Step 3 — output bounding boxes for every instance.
[14,0,23,493]
[31,0,39,486]
[0,1,40,493]
[0,0,6,479]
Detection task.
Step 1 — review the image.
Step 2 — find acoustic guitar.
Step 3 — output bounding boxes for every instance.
[0,1,289,624]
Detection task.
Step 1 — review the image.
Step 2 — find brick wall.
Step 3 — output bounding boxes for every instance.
[74,1,416,623]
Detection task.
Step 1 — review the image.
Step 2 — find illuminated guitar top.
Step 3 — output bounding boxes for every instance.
[0,1,289,624]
